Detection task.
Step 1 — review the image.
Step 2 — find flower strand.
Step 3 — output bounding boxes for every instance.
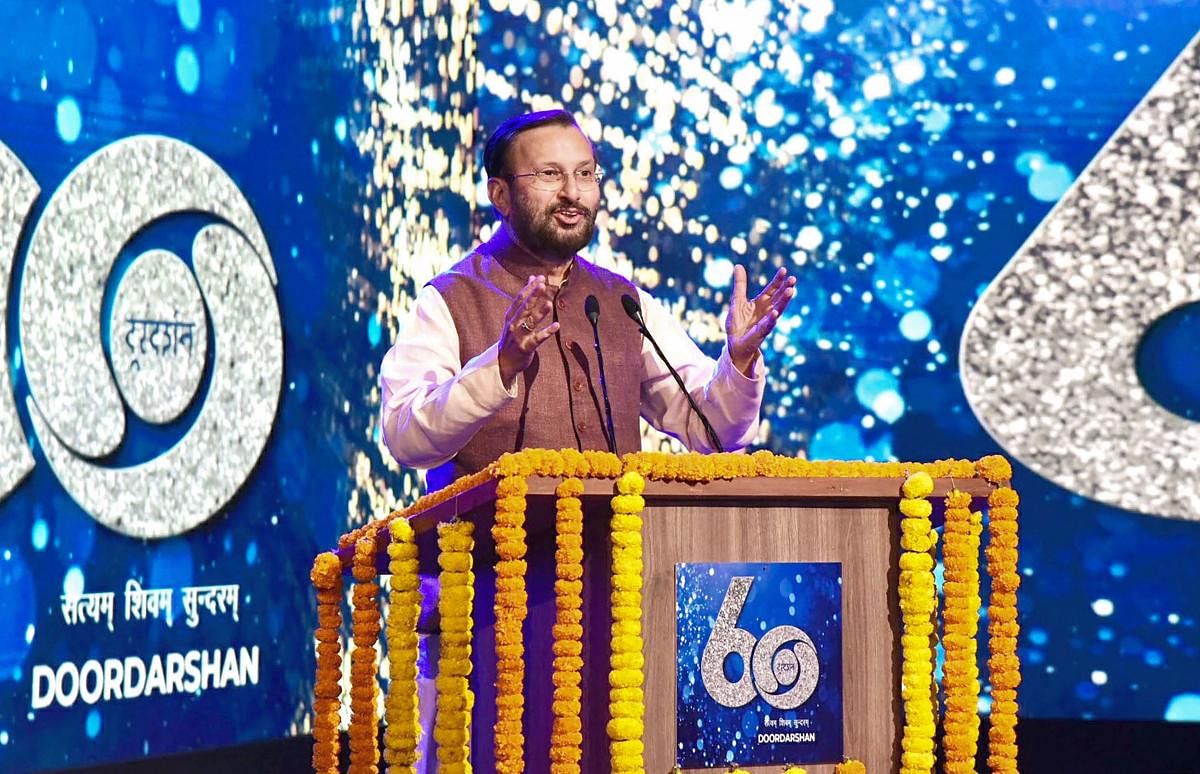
[493,475,528,774]
[435,520,475,774]
[551,478,586,774]
[384,518,422,772]
[986,483,1021,772]
[941,490,982,774]
[349,538,382,773]
[608,471,646,773]
[310,552,343,774]
[898,472,937,774]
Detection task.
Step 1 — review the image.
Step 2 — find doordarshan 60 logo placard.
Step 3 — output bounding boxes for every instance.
[676,562,844,769]
[700,575,821,710]
[0,136,282,539]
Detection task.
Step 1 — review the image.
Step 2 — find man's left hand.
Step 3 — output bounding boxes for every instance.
[725,265,797,376]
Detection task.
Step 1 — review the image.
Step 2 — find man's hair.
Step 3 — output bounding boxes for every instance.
[483,109,589,178]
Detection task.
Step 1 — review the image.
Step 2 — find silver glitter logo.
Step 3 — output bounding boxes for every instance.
[0,136,282,538]
[699,576,820,710]
[961,35,1200,522]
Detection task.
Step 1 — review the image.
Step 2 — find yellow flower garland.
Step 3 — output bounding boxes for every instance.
[310,552,343,774]
[622,449,979,484]
[550,478,586,774]
[608,471,646,773]
[350,538,382,773]
[493,475,529,774]
[942,490,982,774]
[986,484,1021,773]
[898,472,937,774]
[384,518,422,771]
[833,761,866,774]
[435,520,475,774]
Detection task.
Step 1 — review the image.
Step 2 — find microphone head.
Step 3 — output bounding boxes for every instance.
[584,294,600,324]
[620,293,642,322]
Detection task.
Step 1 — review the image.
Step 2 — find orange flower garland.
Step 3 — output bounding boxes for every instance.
[898,472,937,774]
[384,517,422,771]
[434,520,475,774]
[350,537,382,773]
[340,466,495,551]
[550,478,586,773]
[310,552,343,774]
[942,490,982,773]
[607,470,646,773]
[985,484,1021,772]
[493,475,529,774]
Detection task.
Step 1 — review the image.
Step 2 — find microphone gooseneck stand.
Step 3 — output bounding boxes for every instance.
[620,293,725,453]
[585,294,618,454]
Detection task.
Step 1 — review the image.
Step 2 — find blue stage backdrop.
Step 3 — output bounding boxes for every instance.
[1,0,1199,771]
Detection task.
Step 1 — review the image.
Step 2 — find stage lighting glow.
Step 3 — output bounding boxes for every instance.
[175,45,200,95]
[55,98,81,143]
[899,310,932,341]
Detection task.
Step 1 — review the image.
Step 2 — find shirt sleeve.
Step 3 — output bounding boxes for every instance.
[636,287,765,452]
[379,284,517,469]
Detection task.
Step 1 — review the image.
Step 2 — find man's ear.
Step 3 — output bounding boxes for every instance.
[487,177,511,219]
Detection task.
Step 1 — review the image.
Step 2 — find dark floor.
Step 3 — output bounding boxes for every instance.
[55,717,1200,774]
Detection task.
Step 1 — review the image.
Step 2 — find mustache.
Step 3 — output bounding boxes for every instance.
[548,203,594,217]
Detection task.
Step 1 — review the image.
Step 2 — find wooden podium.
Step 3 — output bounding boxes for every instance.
[392,472,994,773]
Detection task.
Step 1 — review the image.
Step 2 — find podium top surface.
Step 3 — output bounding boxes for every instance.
[336,474,995,570]
[405,474,991,529]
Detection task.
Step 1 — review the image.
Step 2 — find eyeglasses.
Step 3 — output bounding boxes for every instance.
[504,167,604,192]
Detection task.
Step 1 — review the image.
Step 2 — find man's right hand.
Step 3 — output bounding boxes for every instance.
[497,275,560,388]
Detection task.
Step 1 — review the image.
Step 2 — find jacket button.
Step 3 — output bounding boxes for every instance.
[557,298,566,309]
[578,421,589,432]
[573,381,584,392]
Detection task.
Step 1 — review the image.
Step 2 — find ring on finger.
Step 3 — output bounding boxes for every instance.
[520,318,533,332]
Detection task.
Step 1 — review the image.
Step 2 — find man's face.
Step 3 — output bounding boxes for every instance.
[496,124,601,260]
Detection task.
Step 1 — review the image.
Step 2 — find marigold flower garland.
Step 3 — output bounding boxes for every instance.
[608,471,647,773]
[340,467,495,551]
[834,761,867,774]
[341,449,980,565]
[942,490,982,774]
[550,478,586,773]
[434,520,475,774]
[624,449,979,484]
[898,472,937,774]
[493,475,529,774]
[383,518,422,771]
[986,483,1021,772]
[350,537,382,773]
[310,552,343,774]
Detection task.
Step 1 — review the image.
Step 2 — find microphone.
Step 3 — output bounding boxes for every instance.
[620,293,725,453]
[585,294,617,454]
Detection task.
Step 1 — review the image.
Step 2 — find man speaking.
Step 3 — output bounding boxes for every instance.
[380,109,795,484]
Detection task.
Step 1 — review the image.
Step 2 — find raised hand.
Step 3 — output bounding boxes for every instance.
[497,274,561,387]
[725,265,796,375]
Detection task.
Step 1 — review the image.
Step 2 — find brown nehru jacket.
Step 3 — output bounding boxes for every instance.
[428,250,646,483]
